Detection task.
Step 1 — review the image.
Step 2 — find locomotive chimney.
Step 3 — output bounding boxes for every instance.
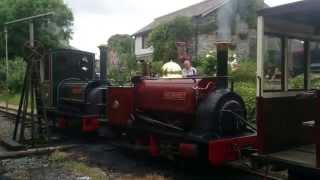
[215,39,231,88]
[98,45,108,81]
[216,41,231,77]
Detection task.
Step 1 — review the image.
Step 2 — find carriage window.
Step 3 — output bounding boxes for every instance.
[288,39,305,90]
[310,42,320,89]
[264,36,283,91]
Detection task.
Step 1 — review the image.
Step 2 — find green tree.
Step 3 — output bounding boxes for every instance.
[0,0,73,58]
[0,57,26,94]
[107,34,137,85]
[148,16,194,62]
[108,34,134,55]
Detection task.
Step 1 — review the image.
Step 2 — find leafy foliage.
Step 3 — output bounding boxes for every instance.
[148,16,194,62]
[193,51,217,76]
[231,60,256,83]
[0,0,73,58]
[234,81,256,121]
[107,34,137,85]
[231,60,257,120]
[108,34,133,55]
[0,57,26,94]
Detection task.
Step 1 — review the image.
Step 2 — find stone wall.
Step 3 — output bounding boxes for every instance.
[195,28,256,60]
[193,11,257,60]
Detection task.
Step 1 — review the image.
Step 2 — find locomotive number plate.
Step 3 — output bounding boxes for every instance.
[162,91,187,101]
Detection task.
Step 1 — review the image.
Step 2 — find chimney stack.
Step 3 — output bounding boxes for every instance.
[215,41,231,88]
[98,45,108,81]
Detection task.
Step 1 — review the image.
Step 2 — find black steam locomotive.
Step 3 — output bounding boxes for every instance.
[44,46,109,132]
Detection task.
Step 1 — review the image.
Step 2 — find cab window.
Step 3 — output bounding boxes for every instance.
[287,39,306,90]
[310,41,320,89]
[264,35,283,91]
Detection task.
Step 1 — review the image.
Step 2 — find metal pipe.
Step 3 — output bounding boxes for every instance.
[29,22,34,47]
[4,12,54,25]
[4,26,9,110]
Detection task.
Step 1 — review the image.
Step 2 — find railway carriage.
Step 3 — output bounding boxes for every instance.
[254,1,320,178]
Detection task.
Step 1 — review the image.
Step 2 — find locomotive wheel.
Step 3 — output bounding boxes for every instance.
[219,98,246,134]
[196,89,247,136]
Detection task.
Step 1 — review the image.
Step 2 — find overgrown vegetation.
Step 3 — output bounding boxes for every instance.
[107,34,138,85]
[193,51,217,76]
[148,16,193,62]
[49,150,107,180]
[0,57,25,94]
[0,0,73,58]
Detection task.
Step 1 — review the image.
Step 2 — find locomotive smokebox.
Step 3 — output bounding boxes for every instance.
[216,41,231,88]
[99,45,108,81]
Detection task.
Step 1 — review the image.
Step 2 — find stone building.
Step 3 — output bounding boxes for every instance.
[133,0,265,62]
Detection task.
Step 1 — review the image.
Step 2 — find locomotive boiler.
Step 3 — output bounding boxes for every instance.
[107,42,256,162]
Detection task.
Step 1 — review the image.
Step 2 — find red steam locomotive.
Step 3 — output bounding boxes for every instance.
[106,42,256,166]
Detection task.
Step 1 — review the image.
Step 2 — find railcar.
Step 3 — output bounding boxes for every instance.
[252,1,320,178]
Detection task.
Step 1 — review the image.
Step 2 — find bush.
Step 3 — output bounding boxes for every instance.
[231,60,257,121]
[193,51,217,76]
[108,54,138,86]
[148,16,194,62]
[230,60,256,83]
[0,57,26,94]
[234,81,256,121]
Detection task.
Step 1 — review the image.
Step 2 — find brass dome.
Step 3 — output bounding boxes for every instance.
[161,61,182,78]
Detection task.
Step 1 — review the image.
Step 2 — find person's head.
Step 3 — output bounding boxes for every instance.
[183,60,192,69]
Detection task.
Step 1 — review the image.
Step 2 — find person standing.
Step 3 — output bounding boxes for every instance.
[182,60,197,77]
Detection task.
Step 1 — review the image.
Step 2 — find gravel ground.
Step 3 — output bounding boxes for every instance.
[0,114,15,140]
[0,143,263,180]
[0,114,266,180]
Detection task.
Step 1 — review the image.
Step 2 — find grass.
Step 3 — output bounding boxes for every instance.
[0,93,20,105]
[49,151,107,180]
[63,161,107,180]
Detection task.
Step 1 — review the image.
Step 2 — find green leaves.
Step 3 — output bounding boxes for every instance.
[148,16,194,62]
[193,51,217,76]
[0,57,26,94]
[0,0,74,58]
[107,34,137,85]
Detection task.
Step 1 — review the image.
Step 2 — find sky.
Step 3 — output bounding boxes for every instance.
[64,0,302,54]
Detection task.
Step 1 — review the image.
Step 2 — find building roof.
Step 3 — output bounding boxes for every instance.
[133,0,229,36]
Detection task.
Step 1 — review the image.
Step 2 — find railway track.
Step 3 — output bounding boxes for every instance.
[0,107,283,180]
[0,106,17,121]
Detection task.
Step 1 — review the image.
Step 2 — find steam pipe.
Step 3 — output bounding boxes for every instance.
[98,45,108,81]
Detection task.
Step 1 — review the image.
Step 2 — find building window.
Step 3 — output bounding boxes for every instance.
[142,34,149,49]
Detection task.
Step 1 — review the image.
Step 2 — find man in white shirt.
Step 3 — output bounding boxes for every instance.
[182,60,197,77]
